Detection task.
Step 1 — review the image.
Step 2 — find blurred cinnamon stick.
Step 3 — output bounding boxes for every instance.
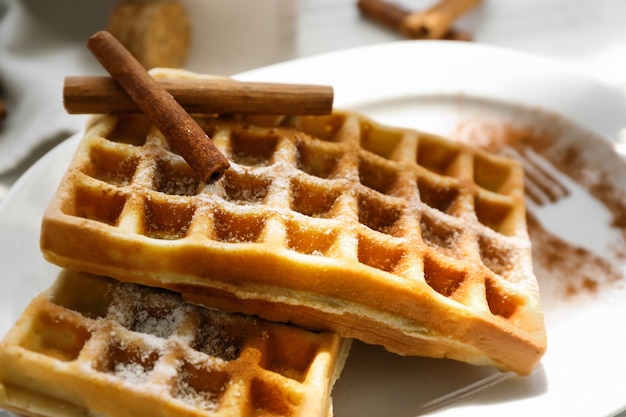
[64,76,334,115]
[358,0,481,40]
[0,98,6,122]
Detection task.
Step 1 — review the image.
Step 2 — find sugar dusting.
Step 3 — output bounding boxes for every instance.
[419,212,462,257]
[132,304,187,339]
[158,174,199,196]
[98,283,244,412]
[176,377,222,412]
[194,322,240,361]
[478,234,518,277]
[113,362,151,385]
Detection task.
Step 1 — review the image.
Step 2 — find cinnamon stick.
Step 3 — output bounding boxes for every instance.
[0,98,6,122]
[402,0,482,39]
[358,0,481,40]
[86,30,229,183]
[357,0,408,32]
[63,76,334,115]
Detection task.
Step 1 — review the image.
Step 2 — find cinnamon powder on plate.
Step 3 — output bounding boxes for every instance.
[452,117,626,301]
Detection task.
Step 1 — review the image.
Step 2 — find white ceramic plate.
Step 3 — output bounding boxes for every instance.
[2,41,626,417]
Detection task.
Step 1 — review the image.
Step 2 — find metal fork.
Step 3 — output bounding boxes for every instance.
[500,146,570,206]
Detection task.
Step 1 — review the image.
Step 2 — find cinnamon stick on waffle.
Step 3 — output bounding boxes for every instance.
[87,31,229,183]
[63,75,334,115]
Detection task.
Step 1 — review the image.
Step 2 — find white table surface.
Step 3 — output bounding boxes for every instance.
[1,1,626,415]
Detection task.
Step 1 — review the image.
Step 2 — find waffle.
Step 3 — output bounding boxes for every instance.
[0,270,350,417]
[41,73,546,375]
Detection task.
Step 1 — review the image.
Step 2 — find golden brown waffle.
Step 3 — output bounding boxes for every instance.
[41,76,546,374]
[0,270,349,417]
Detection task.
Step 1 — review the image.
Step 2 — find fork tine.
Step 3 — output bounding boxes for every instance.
[520,147,570,203]
[501,146,570,206]
[523,174,555,206]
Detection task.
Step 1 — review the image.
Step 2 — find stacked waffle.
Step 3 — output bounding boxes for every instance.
[1,69,546,416]
[0,270,349,417]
